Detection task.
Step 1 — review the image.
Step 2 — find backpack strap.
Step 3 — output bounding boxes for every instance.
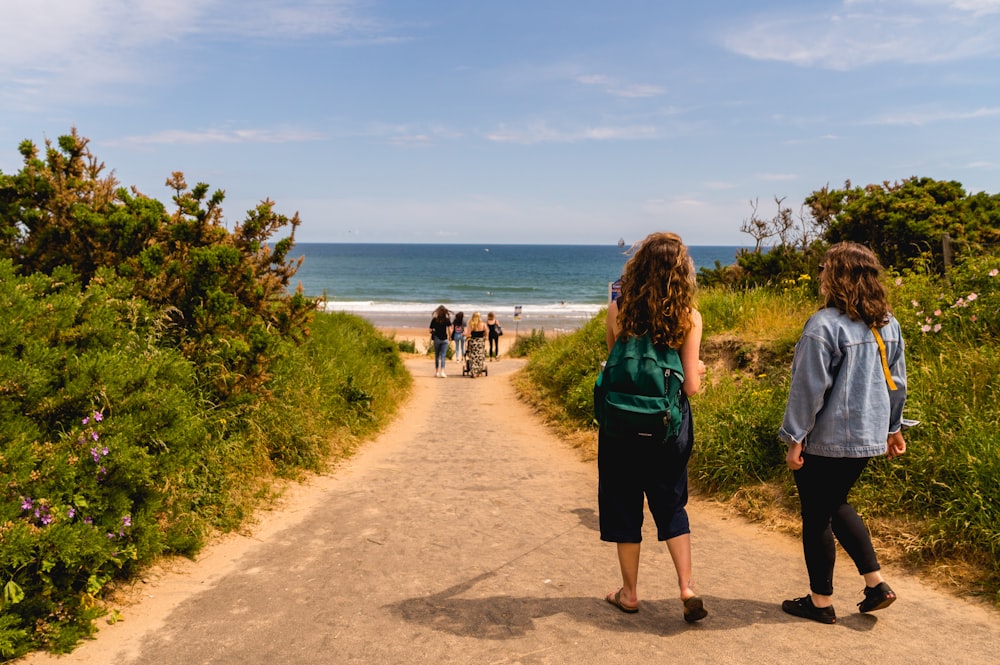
[870,326,898,391]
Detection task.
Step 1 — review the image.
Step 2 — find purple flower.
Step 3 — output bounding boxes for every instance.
[102,446,109,456]
[68,507,76,519]
[91,431,100,442]
[84,517,93,525]
[41,514,53,525]
[91,448,101,462]
[82,416,90,425]
[94,411,104,422]
[21,497,33,511]
[122,515,132,528]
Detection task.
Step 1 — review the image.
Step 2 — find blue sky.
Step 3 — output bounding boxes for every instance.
[2,0,998,245]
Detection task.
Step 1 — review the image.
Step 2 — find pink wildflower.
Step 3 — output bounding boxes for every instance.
[968,293,978,302]
[934,309,942,317]
[933,323,942,333]
[921,325,931,333]
[971,315,978,322]
[990,268,998,277]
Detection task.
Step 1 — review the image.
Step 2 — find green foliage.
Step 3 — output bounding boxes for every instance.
[0,266,412,654]
[0,262,209,654]
[690,372,789,492]
[508,329,550,357]
[0,130,315,401]
[522,316,607,426]
[806,177,1000,272]
[0,128,415,655]
[261,313,412,470]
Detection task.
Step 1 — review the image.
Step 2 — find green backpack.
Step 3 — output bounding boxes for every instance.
[594,334,686,443]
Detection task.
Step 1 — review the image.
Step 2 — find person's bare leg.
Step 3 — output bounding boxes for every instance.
[609,542,641,608]
[665,533,696,600]
[667,533,708,620]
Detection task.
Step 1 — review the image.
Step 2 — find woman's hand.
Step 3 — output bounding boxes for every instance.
[886,430,906,460]
[785,442,804,470]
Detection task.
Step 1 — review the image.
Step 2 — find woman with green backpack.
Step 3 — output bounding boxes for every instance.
[597,231,708,623]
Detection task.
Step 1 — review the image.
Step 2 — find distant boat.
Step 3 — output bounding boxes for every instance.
[617,237,625,248]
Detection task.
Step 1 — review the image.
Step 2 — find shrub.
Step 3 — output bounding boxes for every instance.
[508,329,549,357]
[0,263,412,656]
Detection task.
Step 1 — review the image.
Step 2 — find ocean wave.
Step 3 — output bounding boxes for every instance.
[319,300,604,320]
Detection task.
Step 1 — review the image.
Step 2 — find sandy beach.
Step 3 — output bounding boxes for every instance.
[376,325,523,357]
[371,311,584,357]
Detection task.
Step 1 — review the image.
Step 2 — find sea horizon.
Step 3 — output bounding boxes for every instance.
[290,242,747,332]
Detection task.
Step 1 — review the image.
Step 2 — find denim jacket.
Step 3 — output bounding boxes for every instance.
[778,308,907,458]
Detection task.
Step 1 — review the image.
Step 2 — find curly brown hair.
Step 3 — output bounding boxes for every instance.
[616,232,695,349]
[819,242,891,326]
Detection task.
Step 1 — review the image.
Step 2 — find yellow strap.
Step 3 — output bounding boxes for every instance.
[871,327,898,391]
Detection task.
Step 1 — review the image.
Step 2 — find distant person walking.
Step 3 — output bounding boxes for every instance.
[598,232,708,623]
[779,242,907,625]
[465,311,488,378]
[429,305,452,378]
[486,312,502,360]
[452,312,466,364]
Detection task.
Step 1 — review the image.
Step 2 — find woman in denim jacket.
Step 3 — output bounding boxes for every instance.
[778,242,907,624]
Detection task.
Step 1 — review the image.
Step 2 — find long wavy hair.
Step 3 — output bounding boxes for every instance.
[819,242,891,326]
[432,305,451,323]
[616,232,695,349]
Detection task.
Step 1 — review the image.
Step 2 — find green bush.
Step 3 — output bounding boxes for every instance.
[522,316,607,426]
[508,329,550,357]
[0,262,208,656]
[0,130,315,403]
[0,264,412,657]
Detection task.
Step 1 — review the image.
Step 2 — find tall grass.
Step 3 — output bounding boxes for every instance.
[0,269,412,659]
[517,265,1000,604]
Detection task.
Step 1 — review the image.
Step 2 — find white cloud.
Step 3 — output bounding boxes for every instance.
[720,1,1000,69]
[0,1,388,107]
[485,121,658,144]
[575,73,665,99]
[866,105,1000,125]
[113,127,326,146]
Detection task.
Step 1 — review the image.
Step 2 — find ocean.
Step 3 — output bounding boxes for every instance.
[290,243,745,331]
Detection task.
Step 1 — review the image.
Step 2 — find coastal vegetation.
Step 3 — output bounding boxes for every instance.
[0,131,411,658]
[2,128,997,656]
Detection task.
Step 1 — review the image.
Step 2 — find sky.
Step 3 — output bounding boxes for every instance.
[1,0,999,246]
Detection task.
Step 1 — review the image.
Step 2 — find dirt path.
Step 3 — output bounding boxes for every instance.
[22,358,999,665]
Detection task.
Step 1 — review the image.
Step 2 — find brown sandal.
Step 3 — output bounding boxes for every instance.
[605,588,639,614]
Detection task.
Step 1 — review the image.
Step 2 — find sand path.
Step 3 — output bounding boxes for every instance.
[21,357,999,664]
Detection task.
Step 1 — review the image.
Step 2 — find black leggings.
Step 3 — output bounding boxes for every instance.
[488,334,499,358]
[793,454,880,596]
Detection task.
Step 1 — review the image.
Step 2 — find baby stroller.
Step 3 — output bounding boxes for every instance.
[463,336,488,378]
